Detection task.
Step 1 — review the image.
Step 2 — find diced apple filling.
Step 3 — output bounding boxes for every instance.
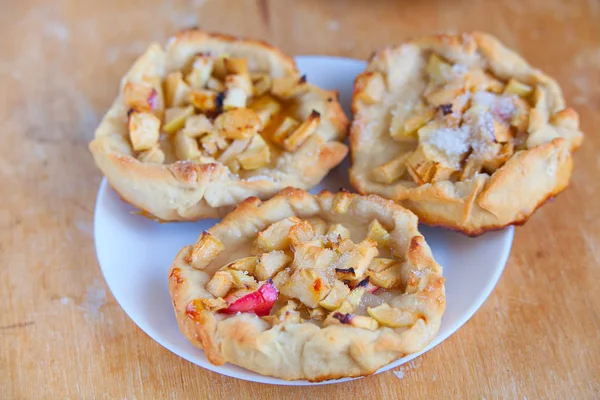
[256,217,303,251]
[255,251,292,281]
[250,95,282,127]
[138,145,165,164]
[367,303,417,328]
[190,232,225,269]
[326,224,351,240]
[189,89,218,113]
[337,282,367,314]
[252,75,272,97]
[214,108,261,140]
[217,138,251,165]
[307,218,328,236]
[128,111,160,151]
[271,75,308,99]
[236,134,270,170]
[198,297,229,311]
[196,212,416,327]
[292,242,338,271]
[182,114,213,138]
[280,268,331,308]
[319,280,350,311]
[163,106,195,134]
[288,221,316,247]
[282,111,320,151]
[123,82,158,112]
[206,270,234,298]
[371,153,411,184]
[503,78,532,97]
[229,270,258,290]
[333,239,378,280]
[355,72,385,104]
[381,52,537,185]
[367,263,404,289]
[332,191,352,214]
[173,130,202,161]
[165,72,192,107]
[366,220,391,247]
[186,54,216,90]
[223,256,258,274]
[223,87,248,110]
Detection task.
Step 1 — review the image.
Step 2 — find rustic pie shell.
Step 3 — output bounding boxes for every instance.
[168,188,445,381]
[90,29,348,221]
[349,32,583,236]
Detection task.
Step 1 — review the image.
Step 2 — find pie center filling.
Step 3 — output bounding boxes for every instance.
[365,53,537,186]
[122,54,321,177]
[189,209,417,330]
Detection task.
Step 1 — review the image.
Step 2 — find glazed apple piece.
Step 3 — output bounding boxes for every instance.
[205,270,234,298]
[250,95,282,127]
[186,54,216,90]
[164,72,192,107]
[173,130,202,161]
[319,280,351,311]
[214,108,261,140]
[254,251,292,281]
[237,134,271,170]
[288,220,316,247]
[366,219,391,248]
[280,268,331,308]
[336,279,368,314]
[503,78,533,97]
[221,279,278,316]
[123,82,158,113]
[182,114,213,138]
[256,217,302,251]
[163,106,195,135]
[190,232,225,268]
[333,239,378,280]
[367,303,417,328]
[272,117,300,145]
[306,217,328,236]
[224,256,258,274]
[326,223,351,240]
[371,153,411,184]
[189,89,218,113]
[138,145,165,164]
[331,313,379,331]
[291,240,337,271]
[282,111,321,152]
[252,75,272,97]
[332,191,352,214]
[367,262,404,289]
[128,111,160,151]
[229,270,258,290]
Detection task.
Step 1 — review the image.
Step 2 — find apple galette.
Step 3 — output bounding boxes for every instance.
[89,30,348,221]
[168,188,445,381]
[350,32,583,235]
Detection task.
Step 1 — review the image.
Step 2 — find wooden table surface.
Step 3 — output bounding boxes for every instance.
[1,0,599,398]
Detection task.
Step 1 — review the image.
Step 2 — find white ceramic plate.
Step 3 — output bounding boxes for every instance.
[94,56,514,386]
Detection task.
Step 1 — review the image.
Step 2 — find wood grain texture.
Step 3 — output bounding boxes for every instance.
[1,0,599,398]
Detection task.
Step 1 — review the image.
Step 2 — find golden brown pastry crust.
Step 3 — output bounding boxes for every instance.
[349,32,583,236]
[90,30,348,221]
[168,188,445,381]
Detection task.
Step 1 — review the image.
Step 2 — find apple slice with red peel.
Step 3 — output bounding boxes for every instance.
[221,279,278,316]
